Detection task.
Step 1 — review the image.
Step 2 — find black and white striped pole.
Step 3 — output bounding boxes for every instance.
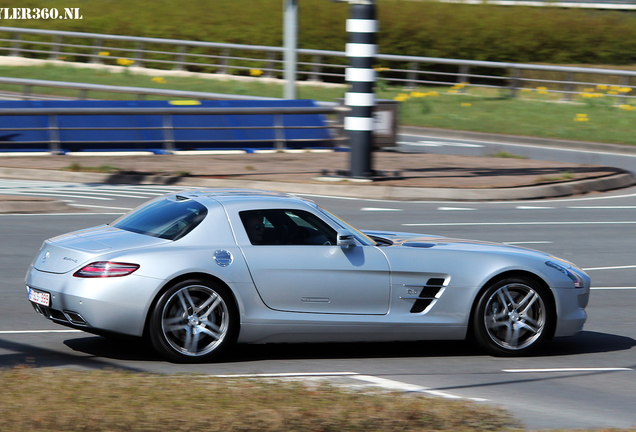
[344,0,377,178]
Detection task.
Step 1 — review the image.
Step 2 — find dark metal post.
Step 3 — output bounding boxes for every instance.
[47,115,61,154]
[345,0,377,178]
[162,114,175,153]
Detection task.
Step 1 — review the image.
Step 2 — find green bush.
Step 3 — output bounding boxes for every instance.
[4,0,636,65]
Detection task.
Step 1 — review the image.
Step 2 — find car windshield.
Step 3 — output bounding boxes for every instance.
[313,204,376,246]
[110,197,207,241]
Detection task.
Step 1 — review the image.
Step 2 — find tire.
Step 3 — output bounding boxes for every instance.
[149,279,238,363]
[473,277,554,357]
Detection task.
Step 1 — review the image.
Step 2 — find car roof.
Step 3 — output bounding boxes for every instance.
[172,188,309,205]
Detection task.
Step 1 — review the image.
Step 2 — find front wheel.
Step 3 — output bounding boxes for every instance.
[149,280,238,363]
[473,277,554,356]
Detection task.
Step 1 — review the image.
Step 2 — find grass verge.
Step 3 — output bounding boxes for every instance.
[1,63,635,145]
[0,367,521,432]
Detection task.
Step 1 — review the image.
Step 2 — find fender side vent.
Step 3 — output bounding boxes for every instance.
[410,278,445,313]
[427,278,445,286]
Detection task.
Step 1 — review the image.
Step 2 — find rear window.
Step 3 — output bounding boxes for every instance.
[111,198,207,240]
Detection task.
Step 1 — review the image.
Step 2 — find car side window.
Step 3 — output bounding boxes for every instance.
[240,209,337,246]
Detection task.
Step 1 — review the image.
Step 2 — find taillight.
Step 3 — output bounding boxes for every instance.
[73,262,140,278]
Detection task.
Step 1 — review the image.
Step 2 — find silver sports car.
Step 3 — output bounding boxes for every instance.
[26,189,590,362]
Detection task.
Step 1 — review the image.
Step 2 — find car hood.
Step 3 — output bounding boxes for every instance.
[363,230,558,262]
[32,225,171,274]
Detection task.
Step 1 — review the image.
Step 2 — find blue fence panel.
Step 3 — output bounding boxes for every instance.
[0,100,332,152]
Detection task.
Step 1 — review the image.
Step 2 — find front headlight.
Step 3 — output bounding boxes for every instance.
[545,261,584,288]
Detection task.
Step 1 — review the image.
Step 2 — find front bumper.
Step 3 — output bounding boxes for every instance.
[553,284,590,338]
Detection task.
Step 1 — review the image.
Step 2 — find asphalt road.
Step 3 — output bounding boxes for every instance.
[1,132,636,429]
[1,174,635,430]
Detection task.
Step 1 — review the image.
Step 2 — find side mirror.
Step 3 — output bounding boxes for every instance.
[336,229,355,247]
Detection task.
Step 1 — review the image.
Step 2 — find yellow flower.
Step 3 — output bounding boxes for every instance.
[581,93,594,98]
[461,103,472,107]
[116,58,135,66]
[610,85,621,92]
[394,93,410,102]
[607,91,619,95]
[426,91,439,97]
[152,77,167,84]
[98,51,110,56]
[596,84,608,90]
[536,86,549,95]
[619,87,632,93]
[448,90,459,94]
[410,91,427,98]
[619,104,634,111]
[249,69,263,77]
[583,88,595,93]
[373,66,390,72]
[574,113,589,122]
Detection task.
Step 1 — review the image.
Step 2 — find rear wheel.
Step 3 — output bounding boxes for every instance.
[149,279,237,363]
[473,277,553,356]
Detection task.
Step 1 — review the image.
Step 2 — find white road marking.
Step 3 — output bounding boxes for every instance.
[0,212,125,217]
[398,140,484,148]
[211,372,359,378]
[0,191,114,200]
[69,204,134,210]
[67,187,165,197]
[208,372,487,402]
[591,287,636,290]
[351,375,489,401]
[503,241,553,245]
[404,221,636,226]
[503,368,633,373]
[568,206,636,209]
[298,193,409,203]
[516,206,555,209]
[583,265,636,271]
[399,133,636,158]
[0,330,82,334]
[25,189,153,199]
[360,207,403,212]
[522,192,636,204]
[437,207,476,211]
[299,191,636,205]
[397,141,441,147]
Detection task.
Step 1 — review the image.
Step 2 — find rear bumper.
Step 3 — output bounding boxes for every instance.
[26,268,161,337]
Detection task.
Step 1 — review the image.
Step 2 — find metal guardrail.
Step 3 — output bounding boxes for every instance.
[0,76,284,102]
[1,26,635,102]
[0,106,344,153]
